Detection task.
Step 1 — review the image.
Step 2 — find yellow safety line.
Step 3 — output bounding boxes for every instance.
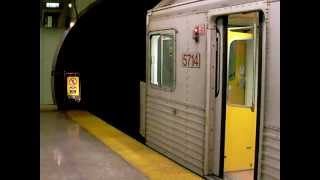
[66,110,203,180]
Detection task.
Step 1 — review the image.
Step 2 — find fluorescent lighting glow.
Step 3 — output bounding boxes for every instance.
[70,22,75,28]
[47,16,52,28]
[46,2,60,8]
[68,3,72,8]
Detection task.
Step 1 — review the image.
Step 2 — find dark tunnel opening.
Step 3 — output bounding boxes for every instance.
[53,0,161,142]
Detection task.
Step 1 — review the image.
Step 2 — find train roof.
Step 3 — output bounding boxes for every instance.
[150,0,273,13]
[154,0,202,9]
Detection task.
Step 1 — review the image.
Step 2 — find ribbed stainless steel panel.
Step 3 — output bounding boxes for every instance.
[261,2,280,179]
[146,95,206,175]
[261,126,280,180]
[147,142,203,175]
[146,118,204,150]
[140,82,146,137]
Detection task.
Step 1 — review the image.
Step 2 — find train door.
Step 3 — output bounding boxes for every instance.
[214,11,263,180]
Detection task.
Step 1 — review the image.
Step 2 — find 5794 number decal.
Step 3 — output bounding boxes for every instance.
[182,53,200,68]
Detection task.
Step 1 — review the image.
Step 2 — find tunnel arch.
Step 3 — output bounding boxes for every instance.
[52,0,161,141]
[52,2,97,110]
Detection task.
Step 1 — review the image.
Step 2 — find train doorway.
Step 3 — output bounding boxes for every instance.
[215,11,263,180]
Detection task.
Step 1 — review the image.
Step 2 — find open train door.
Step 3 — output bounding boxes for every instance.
[209,16,228,179]
[210,10,264,180]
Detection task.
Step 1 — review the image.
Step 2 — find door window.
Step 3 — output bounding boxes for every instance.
[149,30,176,90]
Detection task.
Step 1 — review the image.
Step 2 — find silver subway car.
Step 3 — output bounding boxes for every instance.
[140,0,280,179]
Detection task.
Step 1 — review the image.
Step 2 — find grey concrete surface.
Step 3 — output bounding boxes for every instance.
[40,111,148,180]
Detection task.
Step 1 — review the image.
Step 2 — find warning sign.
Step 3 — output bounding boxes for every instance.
[66,74,80,102]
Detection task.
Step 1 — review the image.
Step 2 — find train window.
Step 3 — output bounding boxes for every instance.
[228,39,254,106]
[149,30,175,90]
[227,13,259,107]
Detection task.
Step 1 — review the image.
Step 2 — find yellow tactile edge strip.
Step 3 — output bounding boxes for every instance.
[65,110,204,180]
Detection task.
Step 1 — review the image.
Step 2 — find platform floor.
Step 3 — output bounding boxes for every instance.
[40,111,148,180]
[41,111,203,180]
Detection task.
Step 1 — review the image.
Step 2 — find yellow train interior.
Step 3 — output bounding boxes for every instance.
[223,12,259,180]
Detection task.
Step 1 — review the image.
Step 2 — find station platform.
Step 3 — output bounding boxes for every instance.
[40,110,203,180]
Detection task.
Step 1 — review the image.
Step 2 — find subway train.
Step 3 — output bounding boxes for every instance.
[139,0,280,180]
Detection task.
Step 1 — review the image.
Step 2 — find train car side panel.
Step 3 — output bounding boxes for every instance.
[261,1,280,180]
[146,13,208,175]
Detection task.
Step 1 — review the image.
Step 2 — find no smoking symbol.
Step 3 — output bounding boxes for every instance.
[69,78,77,89]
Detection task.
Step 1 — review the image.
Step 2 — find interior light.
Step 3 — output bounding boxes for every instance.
[68,3,72,8]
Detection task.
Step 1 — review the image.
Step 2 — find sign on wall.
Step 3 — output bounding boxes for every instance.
[182,53,200,68]
[67,76,79,96]
[66,72,81,102]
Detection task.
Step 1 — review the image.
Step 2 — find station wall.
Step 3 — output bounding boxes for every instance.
[40,28,65,106]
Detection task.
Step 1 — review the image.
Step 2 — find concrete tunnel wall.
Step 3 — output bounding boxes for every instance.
[40,0,95,109]
[40,28,65,106]
[54,0,161,141]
